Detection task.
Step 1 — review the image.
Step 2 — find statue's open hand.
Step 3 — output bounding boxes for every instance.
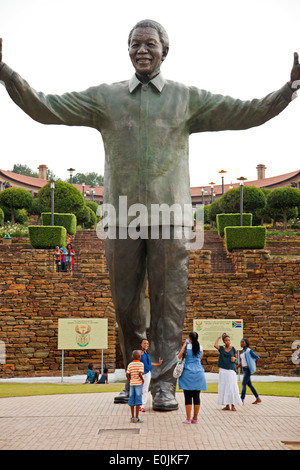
[290,52,300,90]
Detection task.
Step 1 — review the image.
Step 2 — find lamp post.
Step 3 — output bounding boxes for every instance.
[91,186,95,202]
[81,182,86,229]
[237,177,247,226]
[218,170,227,195]
[209,182,215,204]
[67,168,75,184]
[50,180,55,226]
[201,187,204,205]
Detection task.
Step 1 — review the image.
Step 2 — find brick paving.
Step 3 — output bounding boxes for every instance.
[0,391,299,451]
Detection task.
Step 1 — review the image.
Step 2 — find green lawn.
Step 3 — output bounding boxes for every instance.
[0,383,124,398]
[267,231,300,237]
[202,381,300,397]
[0,381,299,398]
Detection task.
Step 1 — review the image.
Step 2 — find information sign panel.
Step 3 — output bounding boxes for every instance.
[193,319,243,350]
[58,318,108,350]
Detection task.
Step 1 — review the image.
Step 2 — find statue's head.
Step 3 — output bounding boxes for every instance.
[128,19,169,81]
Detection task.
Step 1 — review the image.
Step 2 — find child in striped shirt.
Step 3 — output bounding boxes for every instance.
[126,350,144,423]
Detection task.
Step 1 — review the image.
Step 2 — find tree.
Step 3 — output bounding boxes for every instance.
[194,204,210,225]
[70,172,104,186]
[207,198,223,225]
[253,188,297,228]
[36,181,85,215]
[252,188,273,225]
[85,206,97,228]
[219,186,266,215]
[12,164,38,178]
[30,197,45,222]
[14,208,29,224]
[11,164,57,180]
[0,207,4,226]
[267,187,300,230]
[0,187,33,223]
[85,200,98,214]
[46,169,57,181]
[76,205,91,226]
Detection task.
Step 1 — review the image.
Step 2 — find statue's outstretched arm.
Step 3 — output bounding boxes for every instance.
[0,38,102,129]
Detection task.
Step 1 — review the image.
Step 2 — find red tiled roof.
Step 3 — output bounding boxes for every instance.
[191,170,300,197]
[0,169,48,188]
[1,168,299,199]
[0,170,104,196]
[72,184,103,196]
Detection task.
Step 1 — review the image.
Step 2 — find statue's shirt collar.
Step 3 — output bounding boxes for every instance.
[129,73,166,93]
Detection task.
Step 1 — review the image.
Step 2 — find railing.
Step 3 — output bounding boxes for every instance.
[211,253,263,273]
[210,252,235,273]
[48,252,79,273]
[47,251,263,275]
[232,253,244,272]
[47,252,106,275]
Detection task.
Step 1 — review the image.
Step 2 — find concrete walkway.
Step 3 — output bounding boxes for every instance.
[0,390,299,451]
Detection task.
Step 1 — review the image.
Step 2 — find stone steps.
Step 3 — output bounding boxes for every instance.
[73,229,235,273]
[202,231,235,273]
[73,230,104,252]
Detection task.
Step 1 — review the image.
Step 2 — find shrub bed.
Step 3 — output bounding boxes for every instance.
[41,213,77,235]
[225,226,266,252]
[28,226,67,249]
[217,213,252,237]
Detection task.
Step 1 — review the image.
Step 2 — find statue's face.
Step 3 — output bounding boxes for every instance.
[128,27,167,80]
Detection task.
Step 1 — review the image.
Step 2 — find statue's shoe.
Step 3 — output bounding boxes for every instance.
[114,389,129,403]
[152,391,178,411]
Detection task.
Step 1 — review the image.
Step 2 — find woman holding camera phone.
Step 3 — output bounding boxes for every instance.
[178,332,207,424]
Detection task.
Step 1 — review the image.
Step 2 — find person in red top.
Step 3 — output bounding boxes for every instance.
[54,246,61,272]
[65,243,75,272]
[126,350,144,423]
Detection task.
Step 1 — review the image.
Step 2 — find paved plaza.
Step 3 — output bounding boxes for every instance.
[0,389,299,452]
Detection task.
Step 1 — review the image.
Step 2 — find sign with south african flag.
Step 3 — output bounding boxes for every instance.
[193,319,244,350]
[232,320,242,328]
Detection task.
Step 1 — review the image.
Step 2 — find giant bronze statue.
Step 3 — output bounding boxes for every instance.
[0,20,299,410]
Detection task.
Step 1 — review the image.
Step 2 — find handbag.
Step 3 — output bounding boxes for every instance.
[173,345,187,378]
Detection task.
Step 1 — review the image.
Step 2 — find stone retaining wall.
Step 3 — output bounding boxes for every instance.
[185,250,300,376]
[0,247,299,378]
[266,238,300,256]
[0,249,116,377]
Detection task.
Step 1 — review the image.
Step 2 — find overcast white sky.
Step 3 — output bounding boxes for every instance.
[0,0,299,188]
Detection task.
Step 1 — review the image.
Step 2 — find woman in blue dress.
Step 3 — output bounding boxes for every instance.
[178,332,207,424]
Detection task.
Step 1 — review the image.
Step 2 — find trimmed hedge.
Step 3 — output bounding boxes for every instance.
[216,213,252,237]
[28,226,67,249]
[41,212,77,235]
[224,226,266,252]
